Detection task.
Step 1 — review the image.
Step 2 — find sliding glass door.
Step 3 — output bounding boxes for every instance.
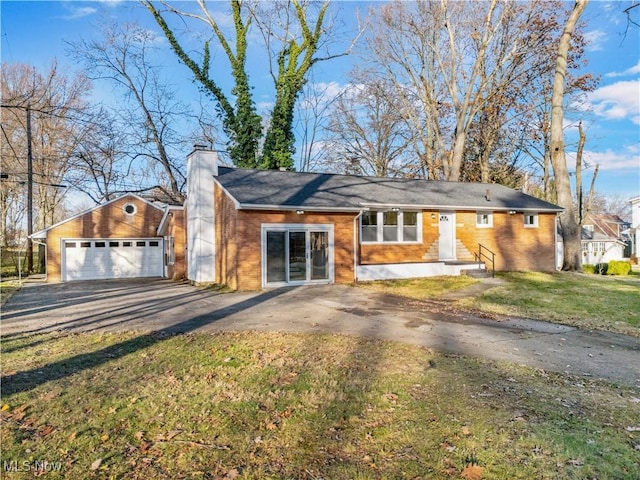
[263,225,333,286]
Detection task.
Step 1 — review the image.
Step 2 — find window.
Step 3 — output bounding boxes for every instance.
[136,241,146,247]
[403,211,418,242]
[65,242,76,248]
[80,242,91,248]
[361,211,378,242]
[593,242,605,253]
[476,212,493,228]
[123,241,132,247]
[149,241,159,247]
[360,210,421,243]
[383,211,398,242]
[109,241,119,247]
[524,212,538,228]
[95,242,106,248]
[123,203,136,215]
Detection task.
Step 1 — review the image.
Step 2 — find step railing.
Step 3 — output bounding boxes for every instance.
[474,243,496,277]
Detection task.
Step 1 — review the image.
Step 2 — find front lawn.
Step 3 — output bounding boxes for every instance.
[361,272,640,337]
[1,331,639,479]
[458,272,640,336]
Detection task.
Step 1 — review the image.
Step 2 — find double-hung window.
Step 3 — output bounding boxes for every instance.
[361,210,421,243]
[524,212,538,228]
[476,212,493,228]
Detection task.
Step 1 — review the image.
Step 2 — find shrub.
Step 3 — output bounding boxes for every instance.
[595,263,608,275]
[582,264,596,274]
[607,260,631,276]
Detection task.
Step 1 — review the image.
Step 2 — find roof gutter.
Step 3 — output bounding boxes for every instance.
[236,203,364,213]
[360,202,564,213]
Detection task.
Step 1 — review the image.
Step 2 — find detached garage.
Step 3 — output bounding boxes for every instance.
[31,194,182,283]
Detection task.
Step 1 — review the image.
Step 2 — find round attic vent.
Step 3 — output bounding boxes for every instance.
[123,203,137,215]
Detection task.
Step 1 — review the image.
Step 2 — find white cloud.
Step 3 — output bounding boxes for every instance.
[60,6,97,20]
[586,80,640,124]
[567,148,640,171]
[606,61,640,78]
[584,29,607,52]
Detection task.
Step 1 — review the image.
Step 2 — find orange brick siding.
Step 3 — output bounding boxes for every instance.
[43,196,165,282]
[360,210,557,272]
[214,185,357,290]
[212,186,557,289]
[456,211,557,272]
[165,209,187,281]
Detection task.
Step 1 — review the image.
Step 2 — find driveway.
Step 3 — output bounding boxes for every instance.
[2,278,639,387]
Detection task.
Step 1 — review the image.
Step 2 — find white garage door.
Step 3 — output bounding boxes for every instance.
[62,238,164,281]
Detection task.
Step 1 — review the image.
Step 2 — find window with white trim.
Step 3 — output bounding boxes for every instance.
[524,212,538,228]
[360,210,421,243]
[476,212,493,228]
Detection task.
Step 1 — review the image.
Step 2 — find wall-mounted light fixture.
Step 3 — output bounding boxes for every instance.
[390,207,400,212]
[508,210,517,215]
[296,210,304,215]
[431,213,436,219]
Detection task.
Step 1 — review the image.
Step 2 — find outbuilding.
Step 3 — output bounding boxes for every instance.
[30,194,185,282]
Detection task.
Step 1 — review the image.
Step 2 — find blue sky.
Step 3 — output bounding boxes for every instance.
[1,0,639,201]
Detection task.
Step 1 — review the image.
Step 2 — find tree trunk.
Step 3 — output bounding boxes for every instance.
[550,0,588,271]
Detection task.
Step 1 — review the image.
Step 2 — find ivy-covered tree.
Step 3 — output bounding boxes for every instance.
[145,0,340,170]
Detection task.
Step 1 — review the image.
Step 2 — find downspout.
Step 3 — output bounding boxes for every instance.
[555,213,561,271]
[353,210,365,282]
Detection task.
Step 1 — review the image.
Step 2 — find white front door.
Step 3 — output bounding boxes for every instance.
[438,213,456,260]
[262,224,333,287]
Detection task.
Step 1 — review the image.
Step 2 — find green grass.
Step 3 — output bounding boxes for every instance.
[1,331,639,479]
[360,272,640,337]
[0,280,22,305]
[458,272,640,336]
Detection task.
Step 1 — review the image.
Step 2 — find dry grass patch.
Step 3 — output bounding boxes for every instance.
[358,276,478,300]
[1,331,639,479]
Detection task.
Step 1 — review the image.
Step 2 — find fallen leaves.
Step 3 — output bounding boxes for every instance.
[461,464,484,480]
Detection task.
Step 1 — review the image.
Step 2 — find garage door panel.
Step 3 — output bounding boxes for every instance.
[62,238,163,281]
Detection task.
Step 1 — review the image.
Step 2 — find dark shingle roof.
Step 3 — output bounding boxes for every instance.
[215,167,563,212]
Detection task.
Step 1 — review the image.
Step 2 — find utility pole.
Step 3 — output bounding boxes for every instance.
[26,104,34,273]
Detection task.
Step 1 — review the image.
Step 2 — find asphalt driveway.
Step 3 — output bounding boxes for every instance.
[2,278,639,387]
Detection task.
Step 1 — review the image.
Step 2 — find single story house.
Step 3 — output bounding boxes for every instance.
[30,193,186,282]
[187,148,563,290]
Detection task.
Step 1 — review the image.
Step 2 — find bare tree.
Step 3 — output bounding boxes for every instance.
[325,77,413,177]
[68,20,187,203]
[362,1,582,182]
[1,61,91,236]
[550,0,589,272]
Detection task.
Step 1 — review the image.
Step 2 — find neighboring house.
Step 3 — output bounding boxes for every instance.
[30,194,186,282]
[187,148,563,290]
[630,196,640,261]
[556,212,631,268]
[581,213,630,265]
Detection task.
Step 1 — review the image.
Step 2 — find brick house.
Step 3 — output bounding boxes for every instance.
[187,148,563,290]
[30,194,186,282]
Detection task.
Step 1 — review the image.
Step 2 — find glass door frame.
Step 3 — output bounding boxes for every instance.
[261,223,334,287]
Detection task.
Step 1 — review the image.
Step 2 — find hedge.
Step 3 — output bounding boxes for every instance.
[607,260,631,276]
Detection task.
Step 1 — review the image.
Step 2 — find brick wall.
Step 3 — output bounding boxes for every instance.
[214,187,357,290]
[456,211,557,271]
[44,195,165,282]
[165,208,187,281]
